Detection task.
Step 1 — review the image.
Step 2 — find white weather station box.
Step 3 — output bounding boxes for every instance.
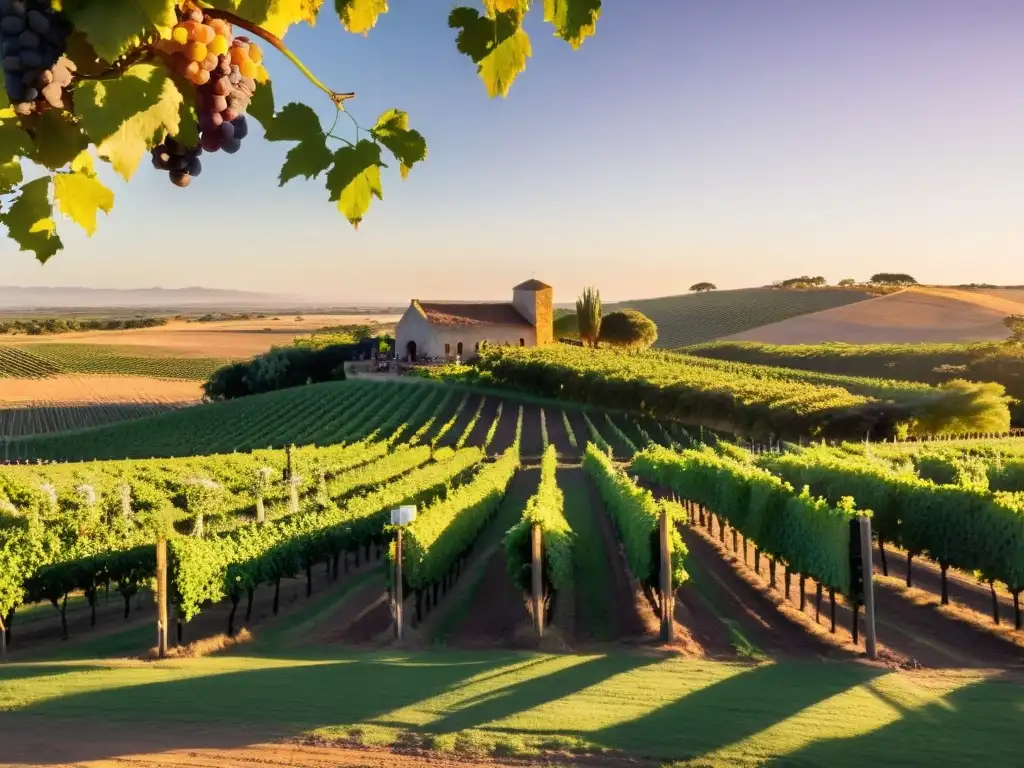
[391,505,417,526]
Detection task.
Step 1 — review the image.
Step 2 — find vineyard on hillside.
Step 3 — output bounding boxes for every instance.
[3,344,229,381]
[688,341,1024,424]
[609,288,875,348]
[2,377,1022,677]
[471,345,1011,440]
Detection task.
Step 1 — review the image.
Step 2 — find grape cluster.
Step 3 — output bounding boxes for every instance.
[152,5,266,184]
[151,135,202,188]
[0,0,74,116]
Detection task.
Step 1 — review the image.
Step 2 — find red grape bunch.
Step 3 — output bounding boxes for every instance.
[0,0,75,116]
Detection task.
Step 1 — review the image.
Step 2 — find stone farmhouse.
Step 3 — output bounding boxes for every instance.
[395,279,554,362]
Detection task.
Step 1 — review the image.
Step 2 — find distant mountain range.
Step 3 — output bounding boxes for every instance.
[0,286,313,310]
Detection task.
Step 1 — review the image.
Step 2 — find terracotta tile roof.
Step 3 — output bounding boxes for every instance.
[514,279,552,291]
[415,301,532,328]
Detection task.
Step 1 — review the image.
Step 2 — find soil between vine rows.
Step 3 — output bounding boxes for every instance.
[436,394,482,449]
[461,396,500,449]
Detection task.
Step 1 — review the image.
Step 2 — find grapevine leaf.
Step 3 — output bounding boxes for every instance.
[0,121,31,165]
[261,102,322,142]
[0,160,21,194]
[248,81,276,128]
[484,0,530,13]
[1,177,62,264]
[449,7,532,98]
[53,153,115,237]
[30,111,89,171]
[207,1,323,38]
[335,0,388,34]
[370,109,426,180]
[543,0,601,48]
[325,140,383,228]
[67,0,178,63]
[280,137,333,185]
[75,63,187,181]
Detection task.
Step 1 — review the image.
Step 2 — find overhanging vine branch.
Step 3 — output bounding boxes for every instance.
[202,8,356,108]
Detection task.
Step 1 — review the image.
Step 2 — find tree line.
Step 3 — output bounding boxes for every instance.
[0,317,169,335]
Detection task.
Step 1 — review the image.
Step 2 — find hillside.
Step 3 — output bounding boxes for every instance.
[722,287,1024,344]
[609,288,875,348]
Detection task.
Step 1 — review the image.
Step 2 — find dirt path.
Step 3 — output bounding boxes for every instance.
[592,414,633,460]
[437,394,482,449]
[875,543,1017,618]
[557,467,646,645]
[680,525,842,660]
[418,394,462,444]
[462,397,499,449]
[446,470,538,648]
[544,408,580,460]
[0,718,525,768]
[488,401,519,456]
[689,510,1024,669]
[519,404,544,459]
[566,410,593,452]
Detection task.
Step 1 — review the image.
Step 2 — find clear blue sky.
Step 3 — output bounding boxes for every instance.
[4,0,1024,303]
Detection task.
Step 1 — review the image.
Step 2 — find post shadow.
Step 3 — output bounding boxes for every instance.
[591,661,882,761]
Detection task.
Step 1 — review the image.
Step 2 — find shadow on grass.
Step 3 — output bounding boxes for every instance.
[0,663,98,683]
[592,661,880,760]
[762,672,1024,768]
[426,652,660,735]
[1,652,513,765]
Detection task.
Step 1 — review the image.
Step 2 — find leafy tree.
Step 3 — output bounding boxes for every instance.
[778,276,827,289]
[0,0,604,263]
[838,278,856,287]
[1004,315,1024,344]
[598,309,658,348]
[689,282,716,293]
[553,310,579,339]
[870,273,918,286]
[576,287,602,348]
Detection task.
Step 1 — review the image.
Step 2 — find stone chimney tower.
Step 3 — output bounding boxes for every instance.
[512,279,553,345]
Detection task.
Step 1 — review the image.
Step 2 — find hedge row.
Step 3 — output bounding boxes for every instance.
[504,445,572,594]
[763,447,1024,596]
[583,444,687,590]
[630,445,858,595]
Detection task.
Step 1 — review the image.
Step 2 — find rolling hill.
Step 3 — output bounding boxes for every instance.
[608,287,876,348]
[722,287,1024,344]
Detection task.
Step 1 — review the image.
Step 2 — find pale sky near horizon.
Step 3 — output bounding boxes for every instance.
[2,0,1023,303]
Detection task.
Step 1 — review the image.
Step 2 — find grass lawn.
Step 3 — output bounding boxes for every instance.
[1,647,1020,767]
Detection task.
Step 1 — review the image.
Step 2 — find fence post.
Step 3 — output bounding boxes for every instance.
[859,516,877,660]
[532,524,544,637]
[660,507,674,642]
[0,612,6,663]
[156,538,168,659]
[394,527,404,641]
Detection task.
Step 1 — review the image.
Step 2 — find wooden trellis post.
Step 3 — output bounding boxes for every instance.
[532,524,544,637]
[156,538,168,659]
[660,506,674,642]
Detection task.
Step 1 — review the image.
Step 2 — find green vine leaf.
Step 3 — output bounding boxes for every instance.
[484,0,531,13]
[247,80,277,128]
[261,102,322,142]
[325,140,383,228]
[53,152,115,237]
[543,0,601,48]
[66,0,178,63]
[280,136,333,185]
[335,0,388,34]
[0,160,22,194]
[207,0,324,38]
[449,7,532,98]
[75,63,188,181]
[370,109,426,180]
[1,177,62,264]
[30,111,89,171]
[0,121,32,165]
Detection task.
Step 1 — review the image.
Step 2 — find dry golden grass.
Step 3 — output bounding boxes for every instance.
[0,375,202,406]
[145,629,255,660]
[4,314,402,359]
[726,287,1024,344]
